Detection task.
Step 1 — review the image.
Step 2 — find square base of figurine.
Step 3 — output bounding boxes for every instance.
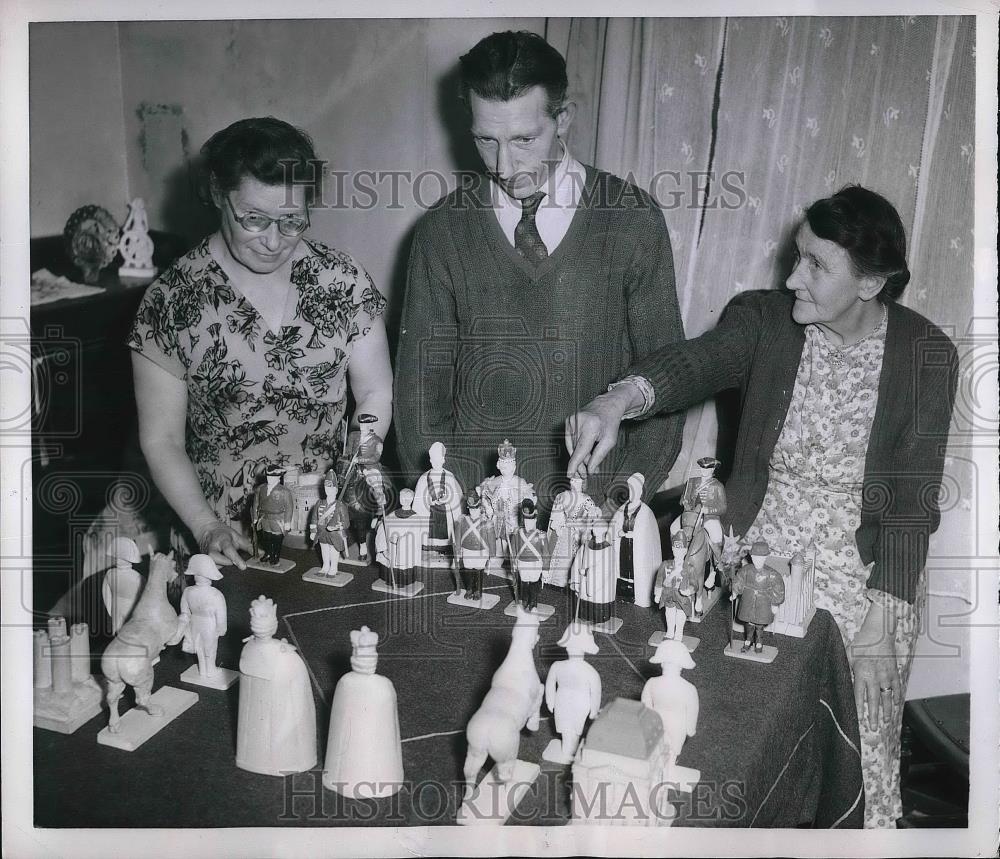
[542,738,577,765]
[179,664,239,690]
[371,578,424,598]
[33,677,104,735]
[302,568,354,587]
[731,604,815,639]
[723,641,778,664]
[582,616,623,636]
[666,763,701,794]
[337,556,370,569]
[245,556,295,574]
[684,586,721,623]
[503,600,555,621]
[647,631,700,652]
[457,759,540,825]
[96,686,198,751]
[447,591,500,611]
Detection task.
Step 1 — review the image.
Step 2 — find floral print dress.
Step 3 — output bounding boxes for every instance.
[128,237,386,525]
[743,310,923,828]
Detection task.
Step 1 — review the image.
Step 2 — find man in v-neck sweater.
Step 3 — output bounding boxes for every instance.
[395,31,685,516]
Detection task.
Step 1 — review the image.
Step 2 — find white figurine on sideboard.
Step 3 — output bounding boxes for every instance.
[641,638,700,792]
[610,472,662,607]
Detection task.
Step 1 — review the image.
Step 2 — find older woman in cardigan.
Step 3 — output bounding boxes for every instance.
[566,186,957,827]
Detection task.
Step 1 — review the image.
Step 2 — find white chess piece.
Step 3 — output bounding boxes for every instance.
[543,622,602,763]
[641,639,699,777]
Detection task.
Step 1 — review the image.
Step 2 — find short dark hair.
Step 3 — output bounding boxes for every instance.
[459,31,568,117]
[201,117,321,202]
[805,185,911,301]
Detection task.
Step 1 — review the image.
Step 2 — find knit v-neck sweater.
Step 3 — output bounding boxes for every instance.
[627,289,958,604]
[395,166,685,514]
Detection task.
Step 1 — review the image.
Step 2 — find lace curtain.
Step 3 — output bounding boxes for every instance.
[549,18,976,545]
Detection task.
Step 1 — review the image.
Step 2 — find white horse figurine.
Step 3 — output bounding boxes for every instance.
[101,551,184,733]
[463,609,544,799]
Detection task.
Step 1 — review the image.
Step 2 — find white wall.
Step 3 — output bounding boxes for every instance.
[29,22,130,237]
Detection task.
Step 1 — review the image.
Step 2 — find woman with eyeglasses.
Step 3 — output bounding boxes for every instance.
[128,117,392,569]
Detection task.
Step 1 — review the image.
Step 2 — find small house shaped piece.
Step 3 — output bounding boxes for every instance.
[571,698,676,826]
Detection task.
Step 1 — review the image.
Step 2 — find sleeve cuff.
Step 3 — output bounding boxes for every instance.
[608,375,655,419]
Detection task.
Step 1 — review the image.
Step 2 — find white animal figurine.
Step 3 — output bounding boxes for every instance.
[102,536,144,634]
[177,554,231,686]
[463,608,544,799]
[100,551,184,733]
[323,626,404,797]
[641,639,699,774]
[543,622,602,763]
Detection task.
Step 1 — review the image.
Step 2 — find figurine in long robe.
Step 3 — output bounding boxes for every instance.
[547,474,601,586]
[610,472,662,607]
[236,595,316,775]
[323,626,404,797]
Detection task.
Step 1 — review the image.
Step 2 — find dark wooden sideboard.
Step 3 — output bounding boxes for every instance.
[29,232,188,613]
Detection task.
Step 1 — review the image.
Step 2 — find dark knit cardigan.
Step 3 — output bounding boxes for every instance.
[628,289,958,605]
[394,166,686,513]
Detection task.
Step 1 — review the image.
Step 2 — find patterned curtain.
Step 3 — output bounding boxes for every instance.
[557,18,976,550]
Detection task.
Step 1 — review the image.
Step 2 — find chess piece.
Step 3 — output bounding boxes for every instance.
[449,488,500,610]
[458,608,543,823]
[670,456,727,548]
[338,414,389,561]
[372,488,425,596]
[236,595,317,775]
[569,520,620,634]
[98,551,197,748]
[641,638,700,792]
[547,474,600,587]
[323,626,404,797]
[543,622,602,763]
[101,536,144,634]
[610,472,662,607]
[33,619,103,734]
[729,540,785,658]
[412,441,463,560]
[476,439,536,570]
[310,470,350,574]
[507,499,553,616]
[177,554,237,689]
[249,466,295,572]
[117,197,157,279]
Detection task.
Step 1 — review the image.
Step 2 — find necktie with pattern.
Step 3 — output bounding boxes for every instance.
[514,191,548,266]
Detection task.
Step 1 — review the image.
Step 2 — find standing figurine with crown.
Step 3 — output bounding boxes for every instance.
[118,198,157,280]
[476,439,536,575]
[323,626,404,798]
[236,595,316,775]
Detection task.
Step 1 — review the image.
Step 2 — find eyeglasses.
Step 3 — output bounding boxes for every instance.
[224,195,309,237]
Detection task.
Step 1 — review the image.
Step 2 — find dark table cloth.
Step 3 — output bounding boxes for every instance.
[35,545,863,828]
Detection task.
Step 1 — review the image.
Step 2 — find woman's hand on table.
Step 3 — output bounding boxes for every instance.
[195,520,252,570]
[848,598,900,732]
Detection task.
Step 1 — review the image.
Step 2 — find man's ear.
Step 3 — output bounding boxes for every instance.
[555,100,577,138]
